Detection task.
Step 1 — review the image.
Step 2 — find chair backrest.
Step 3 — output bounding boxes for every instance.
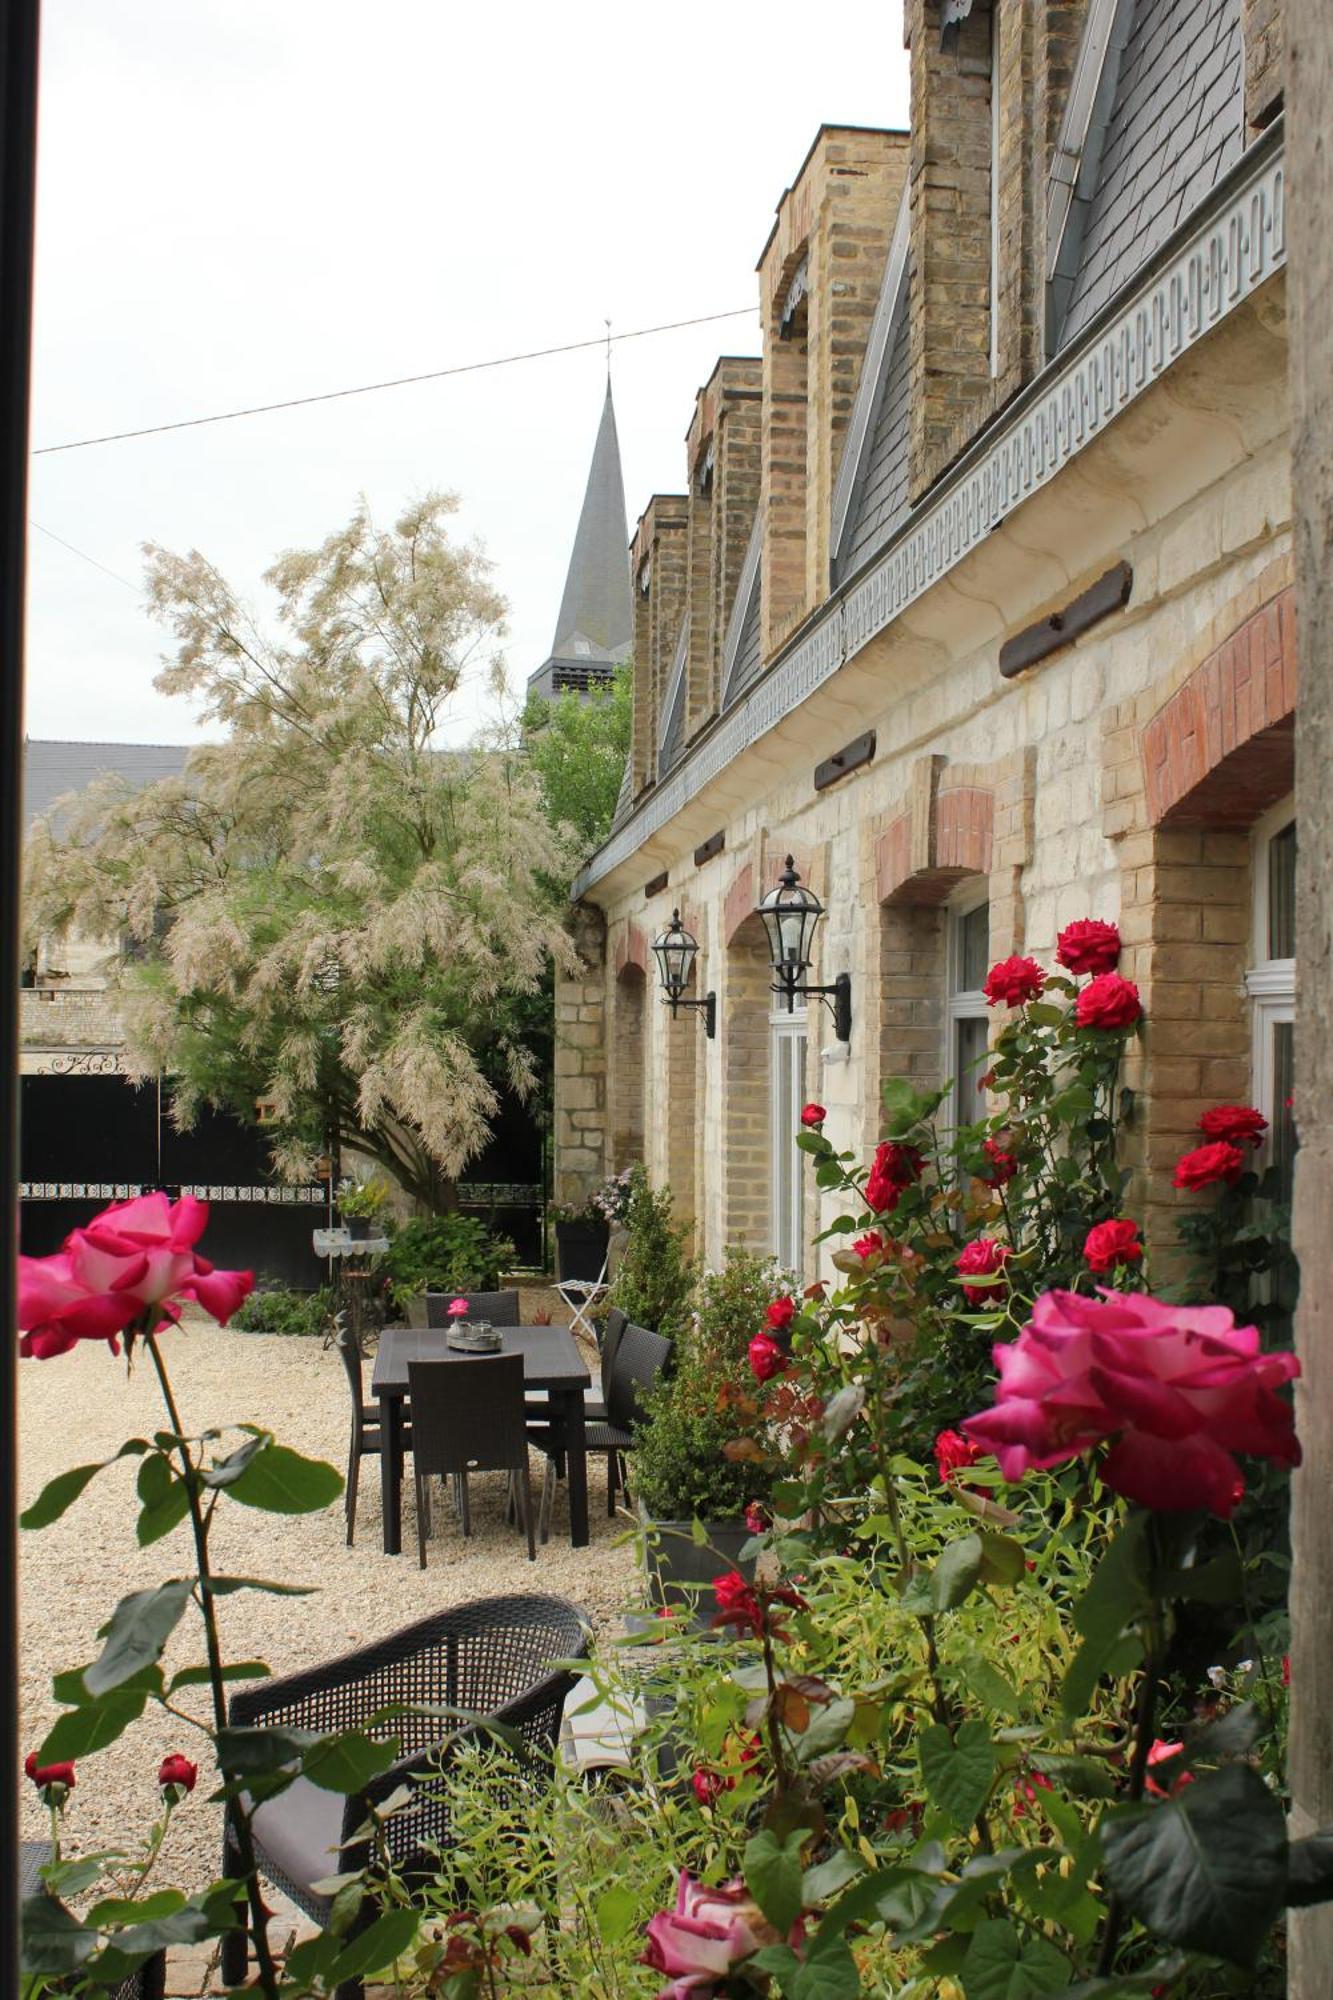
[606,1323,673,1432]
[600,1305,628,1375]
[333,1317,365,1418]
[425,1288,521,1329]
[408,1355,529,1477]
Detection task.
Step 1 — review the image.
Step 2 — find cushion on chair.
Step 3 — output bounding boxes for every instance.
[248,1777,344,1906]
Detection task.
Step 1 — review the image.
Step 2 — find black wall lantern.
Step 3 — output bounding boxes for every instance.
[651,910,717,1038]
[756,855,852,1042]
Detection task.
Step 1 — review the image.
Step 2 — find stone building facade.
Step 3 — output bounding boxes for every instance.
[555,0,1293,1281]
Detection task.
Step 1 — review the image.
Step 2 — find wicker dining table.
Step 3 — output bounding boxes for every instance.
[370,1324,592,1553]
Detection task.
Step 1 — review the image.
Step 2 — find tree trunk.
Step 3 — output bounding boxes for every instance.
[1287,5,1333,1984]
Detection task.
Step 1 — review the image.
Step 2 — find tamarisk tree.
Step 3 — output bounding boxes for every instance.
[23,494,577,1210]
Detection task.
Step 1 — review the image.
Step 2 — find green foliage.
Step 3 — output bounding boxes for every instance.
[382,1212,514,1311]
[23,494,579,1212]
[607,1164,696,1341]
[231,1285,333,1338]
[522,666,632,855]
[633,1246,781,1520]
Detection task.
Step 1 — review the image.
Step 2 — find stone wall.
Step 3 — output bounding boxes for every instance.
[552,904,609,1209]
[1243,0,1285,132]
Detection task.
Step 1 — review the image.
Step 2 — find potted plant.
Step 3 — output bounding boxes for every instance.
[631,1246,781,1613]
[551,1167,634,1280]
[382,1212,515,1324]
[337,1175,391,1241]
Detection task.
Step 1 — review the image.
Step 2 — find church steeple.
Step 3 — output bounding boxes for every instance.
[528,381,633,700]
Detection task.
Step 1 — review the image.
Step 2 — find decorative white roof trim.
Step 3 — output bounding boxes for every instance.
[719,509,764,710]
[575,131,1285,900]
[830,184,911,561]
[1045,0,1136,353]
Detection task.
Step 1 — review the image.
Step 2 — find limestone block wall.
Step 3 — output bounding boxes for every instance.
[552,905,609,1209]
[20,986,130,1070]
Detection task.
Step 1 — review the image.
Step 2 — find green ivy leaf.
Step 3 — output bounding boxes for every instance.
[301,1730,401,1795]
[960,1917,1072,1998]
[223,1441,344,1514]
[744,1827,806,1936]
[20,1440,150,1530]
[920,1720,995,1829]
[1099,1763,1287,1967]
[85,1580,193,1696]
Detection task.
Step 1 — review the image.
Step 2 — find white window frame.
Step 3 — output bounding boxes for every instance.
[770,1001,808,1280]
[1245,795,1296,1171]
[945,886,991,1133]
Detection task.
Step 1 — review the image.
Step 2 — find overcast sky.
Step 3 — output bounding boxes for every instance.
[25,0,909,747]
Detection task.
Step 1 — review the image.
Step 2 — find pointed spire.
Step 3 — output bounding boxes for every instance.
[549,380,633,664]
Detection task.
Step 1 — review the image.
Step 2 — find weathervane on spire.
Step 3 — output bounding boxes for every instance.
[605,318,612,383]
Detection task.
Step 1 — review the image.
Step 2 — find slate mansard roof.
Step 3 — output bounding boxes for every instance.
[1058,0,1244,343]
[832,0,1246,588]
[24,739,189,831]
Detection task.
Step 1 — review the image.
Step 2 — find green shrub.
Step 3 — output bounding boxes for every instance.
[231,1285,332,1337]
[632,1245,779,1521]
[607,1164,695,1341]
[382,1213,515,1313]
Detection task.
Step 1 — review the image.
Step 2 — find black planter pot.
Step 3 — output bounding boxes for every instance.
[639,1509,755,1622]
[554,1218,609,1282]
[344,1216,372,1241]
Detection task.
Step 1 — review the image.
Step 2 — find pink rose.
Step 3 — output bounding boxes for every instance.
[1145,1740,1192,1798]
[799,1103,826,1128]
[1173,1142,1245,1191]
[18,1195,253,1359]
[983,956,1045,1008]
[1075,973,1141,1030]
[1056,919,1122,977]
[1083,1219,1144,1274]
[961,1288,1301,1517]
[748,1333,788,1383]
[447,1297,470,1318]
[642,1872,790,1997]
[1198,1105,1268,1147]
[956,1237,1011,1305]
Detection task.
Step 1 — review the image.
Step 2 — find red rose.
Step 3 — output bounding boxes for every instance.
[956,1237,1011,1305]
[851,1230,884,1262]
[933,1428,982,1482]
[1056,919,1121,977]
[748,1333,788,1383]
[765,1295,796,1333]
[158,1753,197,1794]
[1173,1142,1245,1191]
[983,957,1046,1008]
[711,1571,807,1640]
[1198,1104,1268,1147]
[865,1141,925,1213]
[691,1767,729,1806]
[1075,972,1141,1030]
[1083,1218,1143,1274]
[960,1287,1301,1517]
[25,1752,76,1792]
[800,1103,826,1128]
[744,1501,770,1534]
[980,1136,1018,1187]
[1012,1770,1055,1817]
[1145,1740,1192,1798]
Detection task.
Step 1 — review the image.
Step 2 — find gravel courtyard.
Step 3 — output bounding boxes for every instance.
[18,1308,637,1902]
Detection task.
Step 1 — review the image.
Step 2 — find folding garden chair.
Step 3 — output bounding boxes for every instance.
[553,1255,608,1344]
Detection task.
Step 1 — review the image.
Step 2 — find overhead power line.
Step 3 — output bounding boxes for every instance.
[33,307,759,458]
[30,520,139,591]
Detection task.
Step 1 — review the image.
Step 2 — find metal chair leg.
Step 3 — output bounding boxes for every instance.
[539,1457,556,1544]
[414,1470,427,1570]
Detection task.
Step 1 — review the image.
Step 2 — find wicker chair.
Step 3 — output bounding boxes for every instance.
[530,1321,673,1538]
[335,1321,410,1547]
[220,1595,589,1999]
[424,1288,521,1328]
[409,1354,535,1562]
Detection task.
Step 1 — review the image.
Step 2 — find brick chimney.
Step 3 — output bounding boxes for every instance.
[629,496,688,797]
[684,356,763,738]
[757,126,908,658]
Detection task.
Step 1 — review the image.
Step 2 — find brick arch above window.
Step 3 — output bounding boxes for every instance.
[874,757,994,906]
[724,846,817,946]
[613,922,650,979]
[1142,586,1297,827]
